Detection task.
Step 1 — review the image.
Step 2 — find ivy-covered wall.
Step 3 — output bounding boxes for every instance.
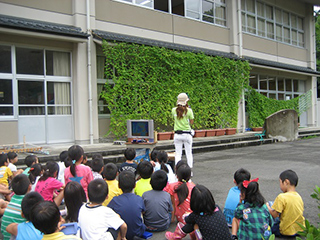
[101,41,251,139]
[246,87,300,128]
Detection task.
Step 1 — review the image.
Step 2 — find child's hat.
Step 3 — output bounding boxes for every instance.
[177,93,189,106]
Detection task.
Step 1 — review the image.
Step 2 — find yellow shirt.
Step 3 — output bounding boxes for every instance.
[103,179,122,206]
[134,178,152,197]
[0,166,12,186]
[42,232,81,240]
[272,191,305,235]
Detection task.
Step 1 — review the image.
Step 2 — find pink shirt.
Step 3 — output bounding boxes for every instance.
[35,177,63,201]
[164,181,195,223]
[64,164,93,196]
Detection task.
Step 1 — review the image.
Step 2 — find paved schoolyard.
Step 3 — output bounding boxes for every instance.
[151,136,320,239]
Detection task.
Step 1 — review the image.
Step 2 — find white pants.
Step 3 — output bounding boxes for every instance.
[174,133,193,168]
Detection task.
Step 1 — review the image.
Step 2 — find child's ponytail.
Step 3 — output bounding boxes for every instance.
[68,145,84,177]
[241,178,265,207]
[28,163,41,184]
[157,151,169,173]
[175,164,191,205]
[39,161,59,182]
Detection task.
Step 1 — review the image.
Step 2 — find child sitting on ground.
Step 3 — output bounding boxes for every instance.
[31,201,81,240]
[1,174,31,240]
[6,192,44,239]
[91,156,104,179]
[29,163,43,192]
[35,161,64,202]
[0,154,13,189]
[165,164,195,224]
[78,179,127,240]
[134,160,153,197]
[142,170,173,232]
[108,170,146,240]
[267,169,305,237]
[166,184,231,240]
[154,151,175,184]
[57,150,68,184]
[119,148,138,175]
[64,145,93,197]
[102,163,122,206]
[7,152,23,177]
[223,168,251,226]
[232,178,273,240]
[64,181,87,224]
[23,155,38,176]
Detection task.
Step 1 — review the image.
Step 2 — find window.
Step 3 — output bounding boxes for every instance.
[16,48,44,75]
[0,45,72,118]
[97,56,113,115]
[46,51,71,76]
[241,0,304,47]
[18,80,45,115]
[47,82,71,115]
[115,0,226,27]
[0,46,11,73]
[0,80,13,116]
[249,74,304,100]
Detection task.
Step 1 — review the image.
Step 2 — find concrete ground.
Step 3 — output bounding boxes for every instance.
[151,136,320,239]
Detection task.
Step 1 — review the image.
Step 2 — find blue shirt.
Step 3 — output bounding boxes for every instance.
[17,221,43,240]
[108,193,145,240]
[223,186,241,225]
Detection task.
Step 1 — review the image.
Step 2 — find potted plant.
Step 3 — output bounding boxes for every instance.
[157,132,173,141]
[252,127,263,131]
[215,129,226,136]
[194,130,206,138]
[206,129,216,137]
[226,128,237,135]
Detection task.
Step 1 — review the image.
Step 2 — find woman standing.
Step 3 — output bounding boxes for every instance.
[172,93,194,169]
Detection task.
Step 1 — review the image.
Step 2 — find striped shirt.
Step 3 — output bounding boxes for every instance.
[1,194,25,240]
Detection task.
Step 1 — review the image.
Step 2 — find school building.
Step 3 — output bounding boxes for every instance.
[0,0,319,145]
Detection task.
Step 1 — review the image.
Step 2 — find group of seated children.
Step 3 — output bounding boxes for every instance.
[0,146,306,240]
[223,168,305,240]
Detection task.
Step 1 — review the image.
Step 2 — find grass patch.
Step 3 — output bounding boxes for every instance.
[302,135,319,140]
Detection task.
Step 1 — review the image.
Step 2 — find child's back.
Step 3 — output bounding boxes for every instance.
[35,161,63,202]
[142,170,173,231]
[108,170,145,240]
[134,161,153,197]
[102,163,122,206]
[223,168,251,226]
[1,174,31,240]
[268,170,305,236]
[233,179,273,240]
[119,148,137,175]
[91,157,104,180]
[164,164,195,224]
[78,179,126,240]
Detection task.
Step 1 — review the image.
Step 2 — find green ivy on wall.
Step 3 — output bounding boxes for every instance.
[246,87,300,128]
[101,41,251,139]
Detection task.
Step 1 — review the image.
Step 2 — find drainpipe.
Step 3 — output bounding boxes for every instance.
[86,0,93,144]
[237,0,245,133]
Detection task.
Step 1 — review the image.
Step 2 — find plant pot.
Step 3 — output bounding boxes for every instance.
[194,130,206,138]
[215,129,226,136]
[157,132,173,141]
[206,129,216,137]
[252,127,263,131]
[226,128,237,135]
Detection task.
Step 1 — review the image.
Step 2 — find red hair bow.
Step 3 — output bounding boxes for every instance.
[243,178,259,188]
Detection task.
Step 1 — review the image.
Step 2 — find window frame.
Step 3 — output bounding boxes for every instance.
[0,45,72,119]
[241,0,304,48]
